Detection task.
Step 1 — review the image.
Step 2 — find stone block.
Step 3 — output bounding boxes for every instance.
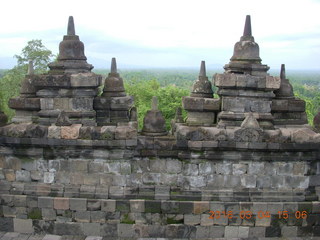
[117,223,137,238]
[83,223,101,236]
[150,159,166,172]
[71,98,93,111]
[0,217,14,232]
[201,213,213,226]
[70,73,101,87]
[199,162,214,175]
[224,226,238,238]
[101,223,117,237]
[209,226,224,237]
[42,208,56,221]
[3,206,16,217]
[70,198,87,211]
[183,163,199,176]
[38,197,54,209]
[91,211,106,223]
[53,98,70,111]
[216,162,232,174]
[193,201,209,214]
[266,76,281,90]
[14,218,33,233]
[184,214,200,225]
[70,160,88,172]
[4,169,16,181]
[74,211,91,223]
[40,98,54,110]
[233,163,247,175]
[110,96,134,110]
[186,111,215,124]
[54,222,83,235]
[182,96,204,111]
[195,226,210,238]
[214,73,236,87]
[44,172,55,184]
[130,199,145,213]
[145,200,161,213]
[166,159,182,174]
[87,200,101,211]
[48,125,61,139]
[54,197,69,210]
[14,195,27,207]
[94,97,111,109]
[240,175,257,188]
[61,124,82,139]
[203,98,220,111]
[114,126,136,140]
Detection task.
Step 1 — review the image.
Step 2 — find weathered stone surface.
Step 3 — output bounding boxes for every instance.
[83,223,101,236]
[54,197,69,210]
[53,222,83,235]
[115,126,136,140]
[61,124,82,139]
[9,98,40,110]
[142,97,167,136]
[48,126,61,139]
[14,218,33,233]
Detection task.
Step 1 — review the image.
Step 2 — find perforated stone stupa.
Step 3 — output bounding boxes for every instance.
[0,15,319,239]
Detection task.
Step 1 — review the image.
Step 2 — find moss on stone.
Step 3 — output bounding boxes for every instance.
[167,217,183,224]
[100,131,113,140]
[28,208,42,220]
[121,213,135,224]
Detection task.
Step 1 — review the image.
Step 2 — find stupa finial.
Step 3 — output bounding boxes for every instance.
[151,96,158,111]
[27,60,34,75]
[280,64,286,80]
[199,61,206,77]
[111,58,117,73]
[67,16,75,36]
[243,15,252,37]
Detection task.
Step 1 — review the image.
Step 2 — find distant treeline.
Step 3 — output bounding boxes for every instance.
[0,68,320,128]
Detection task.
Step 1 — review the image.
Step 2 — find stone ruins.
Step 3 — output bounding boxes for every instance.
[0,15,319,239]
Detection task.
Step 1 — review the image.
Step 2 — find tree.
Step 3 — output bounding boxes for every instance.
[0,40,54,120]
[14,39,54,73]
[125,79,189,130]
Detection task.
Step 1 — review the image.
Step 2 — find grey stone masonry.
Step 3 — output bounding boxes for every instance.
[1,14,320,239]
[214,15,279,129]
[181,61,220,126]
[94,58,134,125]
[21,17,102,126]
[142,96,167,136]
[272,64,308,125]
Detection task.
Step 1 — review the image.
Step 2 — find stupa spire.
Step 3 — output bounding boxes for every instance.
[199,61,206,78]
[27,60,34,75]
[280,64,286,80]
[111,58,117,73]
[243,15,252,37]
[48,16,93,73]
[67,16,75,36]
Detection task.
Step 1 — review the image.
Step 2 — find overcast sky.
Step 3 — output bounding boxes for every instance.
[1,0,320,70]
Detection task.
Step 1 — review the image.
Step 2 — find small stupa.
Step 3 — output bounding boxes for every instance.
[94,58,134,125]
[48,16,93,74]
[182,61,220,125]
[271,64,307,125]
[224,15,269,76]
[141,96,167,136]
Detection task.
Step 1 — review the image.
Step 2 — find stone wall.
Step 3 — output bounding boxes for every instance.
[0,150,320,237]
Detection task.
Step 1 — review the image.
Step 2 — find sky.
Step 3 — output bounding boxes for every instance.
[0,0,320,71]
